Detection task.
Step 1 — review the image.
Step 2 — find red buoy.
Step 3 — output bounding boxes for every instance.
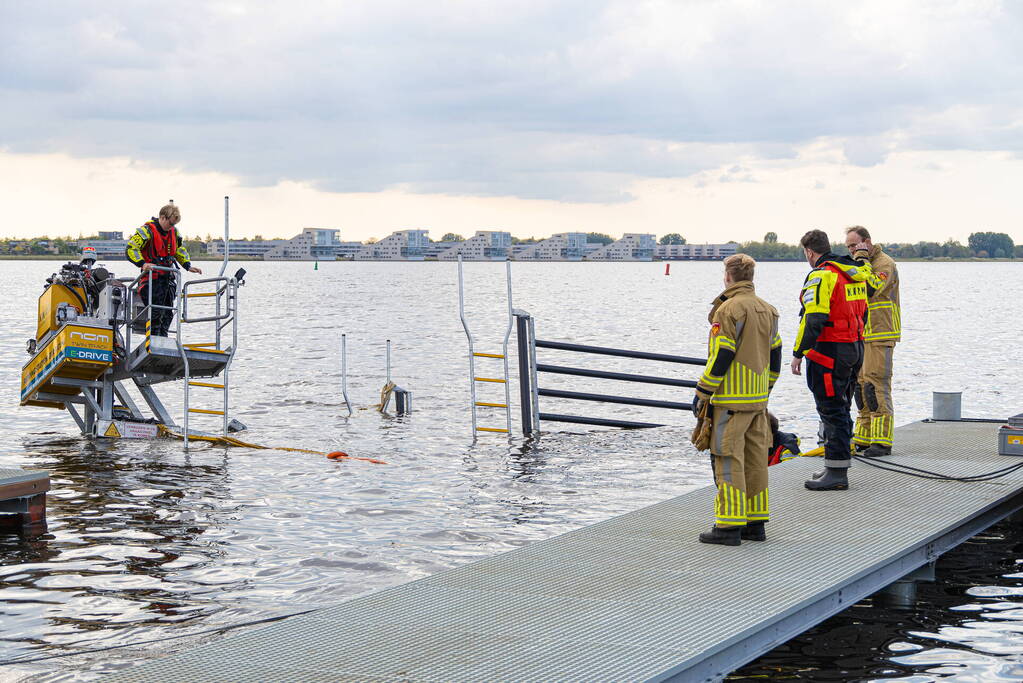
[665,263,671,276]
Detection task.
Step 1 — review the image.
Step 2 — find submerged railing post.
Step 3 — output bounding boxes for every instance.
[515,311,533,437]
[341,333,353,416]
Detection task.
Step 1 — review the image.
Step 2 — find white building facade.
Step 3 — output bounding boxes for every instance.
[655,243,738,260]
[585,233,656,261]
[356,230,429,260]
[437,231,512,260]
[263,228,343,260]
[514,232,588,261]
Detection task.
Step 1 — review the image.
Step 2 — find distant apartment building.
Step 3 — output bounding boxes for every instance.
[335,242,364,259]
[78,231,128,258]
[585,233,656,261]
[437,231,512,260]
[514,232,588,261]
[356,229,429,260]
[424,240,463,259]
[656,243,738,260]
[207,238,289,257]
[264,228,344,260]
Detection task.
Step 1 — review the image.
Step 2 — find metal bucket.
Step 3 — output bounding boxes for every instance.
[932,391,962,421]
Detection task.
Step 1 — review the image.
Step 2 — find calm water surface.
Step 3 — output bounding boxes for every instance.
[0,259,1021,681]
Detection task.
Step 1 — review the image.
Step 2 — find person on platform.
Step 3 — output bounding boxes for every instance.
[791,229,881,491]
[845,226,901,457]
[125,204,202,337]
[692,254,782,546]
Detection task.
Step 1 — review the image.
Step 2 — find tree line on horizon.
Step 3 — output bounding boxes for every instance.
[735,231,1022,260]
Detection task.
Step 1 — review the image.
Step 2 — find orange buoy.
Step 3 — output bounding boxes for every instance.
[326,451,350,460]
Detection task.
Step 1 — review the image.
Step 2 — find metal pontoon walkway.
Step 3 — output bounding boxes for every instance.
[108,420,1023,682]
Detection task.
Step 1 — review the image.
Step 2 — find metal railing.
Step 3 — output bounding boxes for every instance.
[514,313,705,435]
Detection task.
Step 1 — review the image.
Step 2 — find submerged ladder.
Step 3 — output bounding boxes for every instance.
[457,255,513,436]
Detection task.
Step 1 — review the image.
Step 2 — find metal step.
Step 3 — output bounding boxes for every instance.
[126,336,231,382]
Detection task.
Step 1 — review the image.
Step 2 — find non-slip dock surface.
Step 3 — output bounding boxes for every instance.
[107,421,1023,682]
[0,467,49,499]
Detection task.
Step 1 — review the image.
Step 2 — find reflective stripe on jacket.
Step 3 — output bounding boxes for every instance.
[697,280,782,411]
[126,219,191,283]
[864,246,901,343]
[793,253,881,356]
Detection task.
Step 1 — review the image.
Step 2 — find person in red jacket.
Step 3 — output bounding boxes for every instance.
[125,204,202,336]
[791,229,881,491]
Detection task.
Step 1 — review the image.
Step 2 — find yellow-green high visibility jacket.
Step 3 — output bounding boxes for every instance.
[863,245,901,344]
[793,252,883,357]
[697,280,782,411]
[125,219,192,274]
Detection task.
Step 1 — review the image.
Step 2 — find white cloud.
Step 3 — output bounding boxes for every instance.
[2,0,1023,204]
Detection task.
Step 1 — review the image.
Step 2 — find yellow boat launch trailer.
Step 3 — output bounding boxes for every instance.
[20,198,246,445]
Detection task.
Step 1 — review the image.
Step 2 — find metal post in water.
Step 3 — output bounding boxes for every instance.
[527,315,540,436]
[515,312,533,437]
[502,260,514,434]
[386,339,391,385]
[341,334,353,416]
[219,196,230,278]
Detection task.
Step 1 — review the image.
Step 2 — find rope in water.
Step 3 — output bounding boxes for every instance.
[157,425,387,464]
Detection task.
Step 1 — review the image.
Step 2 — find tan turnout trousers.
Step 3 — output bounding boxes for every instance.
[710,407,769,528]
[854,342,894,448]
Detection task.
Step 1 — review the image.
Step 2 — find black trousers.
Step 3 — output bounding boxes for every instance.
[139,272,177,337]
[805,340,863,469]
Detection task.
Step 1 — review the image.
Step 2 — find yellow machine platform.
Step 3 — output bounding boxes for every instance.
[21,323,114,408]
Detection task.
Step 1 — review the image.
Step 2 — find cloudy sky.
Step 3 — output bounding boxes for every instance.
[2,1,1022,243]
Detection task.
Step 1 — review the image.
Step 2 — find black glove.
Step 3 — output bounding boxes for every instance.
[691,393,704,418]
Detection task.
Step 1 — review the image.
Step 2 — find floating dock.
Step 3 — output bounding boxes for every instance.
[0,467,50,535]
[108,420,1023,682]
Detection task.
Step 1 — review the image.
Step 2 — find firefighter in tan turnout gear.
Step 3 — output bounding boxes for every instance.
[692,254,782,546]
[845,226,901,457]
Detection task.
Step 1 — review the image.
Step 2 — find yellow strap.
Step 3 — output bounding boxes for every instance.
[474,377,506,383]
[189,408,224,415]
[473,352,505,358]
[189,382,224,388]
[475,402,508,408]
[156,425,387,464]
[477,427,509,433]
[185,292,217,298]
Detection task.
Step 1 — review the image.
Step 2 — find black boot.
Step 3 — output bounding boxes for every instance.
[861,444,892,458]
[854,442,870,452]
[805,467,848,490]
[698,526,742,546]
[741,522,766,541]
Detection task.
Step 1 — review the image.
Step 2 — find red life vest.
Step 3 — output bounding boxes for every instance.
[817,262,867,343]
[140,220,178,284]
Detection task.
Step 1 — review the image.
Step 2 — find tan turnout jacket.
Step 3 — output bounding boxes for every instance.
[696,281,782,411]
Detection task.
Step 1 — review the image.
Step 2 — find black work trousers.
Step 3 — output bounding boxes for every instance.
[139,272,177,337]
[805,340,863,469]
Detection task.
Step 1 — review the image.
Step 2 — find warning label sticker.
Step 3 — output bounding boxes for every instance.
[97,421,159,439]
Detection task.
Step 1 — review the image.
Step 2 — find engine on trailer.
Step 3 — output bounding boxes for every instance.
[30,258,128,360]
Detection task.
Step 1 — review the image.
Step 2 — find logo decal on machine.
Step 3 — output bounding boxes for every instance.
[70,331,110,343]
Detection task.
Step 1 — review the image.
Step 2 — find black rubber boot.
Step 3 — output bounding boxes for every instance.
[741,522,766,541]
[861,444,892,458]
[805,467,848,490]
[698,526,742,546]
[854,443,870,452]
